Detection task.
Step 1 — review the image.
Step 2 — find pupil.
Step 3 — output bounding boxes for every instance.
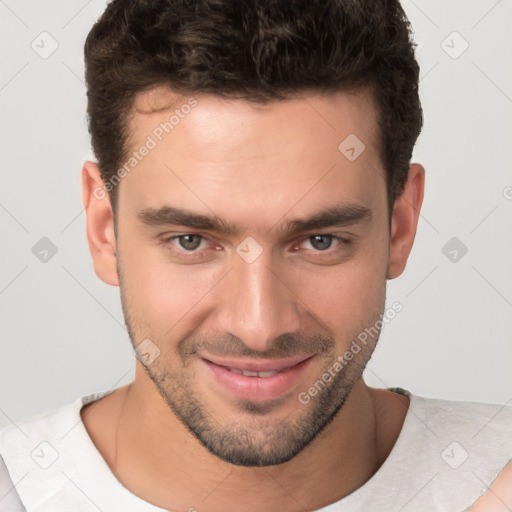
[311,235,332,250]
[179,235,201,250]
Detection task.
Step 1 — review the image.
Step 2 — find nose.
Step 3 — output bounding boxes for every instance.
[216,249,301,352]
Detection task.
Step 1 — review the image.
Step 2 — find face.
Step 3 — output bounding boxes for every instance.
[84,87,421,467]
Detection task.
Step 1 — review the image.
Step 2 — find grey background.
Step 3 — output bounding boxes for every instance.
[1,0,511,429]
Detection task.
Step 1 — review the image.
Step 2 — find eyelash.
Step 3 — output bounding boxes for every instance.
[160,233,352,260]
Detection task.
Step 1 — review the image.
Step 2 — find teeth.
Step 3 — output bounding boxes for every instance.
[255,370,280,377]
[242,370,260,377]
[227,368,281,377]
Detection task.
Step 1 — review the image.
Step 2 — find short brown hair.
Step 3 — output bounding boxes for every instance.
[84,0,422,213]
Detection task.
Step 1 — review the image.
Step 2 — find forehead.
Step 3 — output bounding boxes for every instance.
[120,86,386,226]
[129,85,381,162]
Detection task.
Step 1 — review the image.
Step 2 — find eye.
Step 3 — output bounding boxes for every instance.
[307,234,335,251]
[299,234,343,252]
[292,234,353,262]
[161,233,214,257]
[160,233,223,261]
[174,234,204,251]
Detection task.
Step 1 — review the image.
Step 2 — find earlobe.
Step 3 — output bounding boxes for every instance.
[81,161,119,287]
[387,163,425,279]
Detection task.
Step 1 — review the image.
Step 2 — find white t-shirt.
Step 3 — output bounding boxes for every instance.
[0,387,511,512]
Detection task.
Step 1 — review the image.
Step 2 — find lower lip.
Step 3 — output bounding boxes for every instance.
[201,357,314,402]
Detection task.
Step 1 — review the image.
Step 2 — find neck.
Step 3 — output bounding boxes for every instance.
[111,374,382,512]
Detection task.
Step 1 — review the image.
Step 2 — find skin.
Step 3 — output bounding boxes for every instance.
[80,86,424,511]
[467,461,512,511]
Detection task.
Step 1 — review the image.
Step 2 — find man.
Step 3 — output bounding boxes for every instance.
[1,0,511,510]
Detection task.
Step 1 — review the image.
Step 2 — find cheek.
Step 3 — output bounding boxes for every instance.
[119,241,226,337]
[289,238,388,335]
[118,217,389,340]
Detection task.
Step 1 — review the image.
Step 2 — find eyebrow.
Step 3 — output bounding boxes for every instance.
[137,203,372,236]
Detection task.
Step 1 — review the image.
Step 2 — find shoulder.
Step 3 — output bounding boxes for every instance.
[0,388,113,449]
[0,454,26,511]
[0,388,117,511]
[419,394,512,440]
[408,393,512,510]
[410,393,512,466]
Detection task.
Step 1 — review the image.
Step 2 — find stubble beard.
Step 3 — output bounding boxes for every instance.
[118,264,383,467]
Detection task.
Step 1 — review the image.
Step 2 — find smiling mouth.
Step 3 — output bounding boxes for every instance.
[214,365,293,378]
[201,354,312,374]
[200,355,315,401]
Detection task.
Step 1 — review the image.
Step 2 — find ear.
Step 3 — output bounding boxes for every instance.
[81,161,119,286]
[387,163,425,279]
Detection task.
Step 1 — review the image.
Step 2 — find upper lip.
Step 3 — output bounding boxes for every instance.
[201,355,313,372]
